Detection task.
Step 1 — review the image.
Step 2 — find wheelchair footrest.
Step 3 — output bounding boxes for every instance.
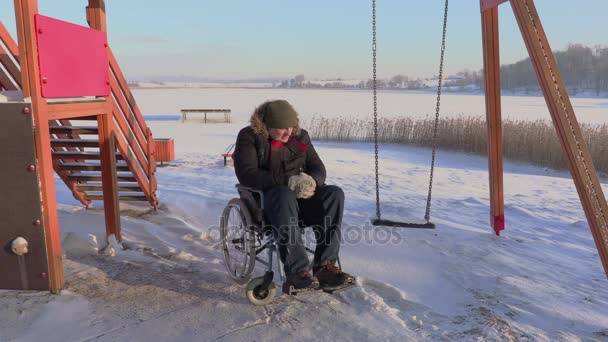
[322,281,357,294]
[282,283,323,296]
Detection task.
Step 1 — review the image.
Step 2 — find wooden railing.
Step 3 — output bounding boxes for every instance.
[0,22,21,90]
[107,49,158,207]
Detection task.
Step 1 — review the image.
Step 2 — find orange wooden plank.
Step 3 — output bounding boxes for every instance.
[480,0,508,12]
[110,77,150,157]
[88,0,122,240]
[97,113,122,240]
[0,21,20,58]
[14,0,64,292]
[481,7,505,235]
[0,21,24,88]
[111,101,151,178]
[47,101,108,119]
[511,0,608,277]
[108,50,149,138]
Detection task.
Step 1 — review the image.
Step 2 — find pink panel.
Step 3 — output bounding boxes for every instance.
[35,14,109,98]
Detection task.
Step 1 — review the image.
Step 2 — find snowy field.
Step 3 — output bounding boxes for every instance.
[1,89,608,341]
[132,88,608,125]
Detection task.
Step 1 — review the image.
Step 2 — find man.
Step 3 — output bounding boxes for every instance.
[233,99,354,294]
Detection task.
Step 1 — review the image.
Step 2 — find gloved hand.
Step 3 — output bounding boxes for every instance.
[288,172,316,199]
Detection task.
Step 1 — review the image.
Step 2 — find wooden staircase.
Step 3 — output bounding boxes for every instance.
[49,121,152,206]
[0,19,159,210]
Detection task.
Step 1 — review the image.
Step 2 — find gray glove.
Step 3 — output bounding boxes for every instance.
[288,172,316,199]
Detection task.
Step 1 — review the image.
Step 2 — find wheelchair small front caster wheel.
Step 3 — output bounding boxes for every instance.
[246,276,276,306]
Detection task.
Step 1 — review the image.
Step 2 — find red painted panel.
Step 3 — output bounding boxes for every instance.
[493,214,505,236]
[35,15,109,98]
[481,0,508,12]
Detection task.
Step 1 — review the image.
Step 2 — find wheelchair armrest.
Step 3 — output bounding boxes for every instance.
[235,184,265,210]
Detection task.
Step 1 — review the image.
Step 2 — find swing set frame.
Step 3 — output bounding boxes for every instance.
[482,0,608,276]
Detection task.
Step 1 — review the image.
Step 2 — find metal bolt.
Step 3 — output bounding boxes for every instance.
[28,165,36,172]
[23,108,31,115]
[34,219,42,226]
[42,77,48,84]
[40,273,47,279]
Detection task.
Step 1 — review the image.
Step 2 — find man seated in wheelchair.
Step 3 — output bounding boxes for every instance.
[233,99,355,293]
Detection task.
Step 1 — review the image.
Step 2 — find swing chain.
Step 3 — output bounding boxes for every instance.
[372,0,380,220]
[424,0,449,223]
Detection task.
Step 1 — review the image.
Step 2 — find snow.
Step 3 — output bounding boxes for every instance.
[1,88,608,341]
[132,88,608,125]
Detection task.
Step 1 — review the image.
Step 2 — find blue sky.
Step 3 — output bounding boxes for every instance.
[1,0,607,80]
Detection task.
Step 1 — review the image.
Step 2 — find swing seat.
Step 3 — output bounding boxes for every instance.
[371,218,435,229]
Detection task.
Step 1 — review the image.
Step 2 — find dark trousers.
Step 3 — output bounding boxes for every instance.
[264,185,344,274]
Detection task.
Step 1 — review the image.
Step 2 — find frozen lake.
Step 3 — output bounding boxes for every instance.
[133,88,608,125]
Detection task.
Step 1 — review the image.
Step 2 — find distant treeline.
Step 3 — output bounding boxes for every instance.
[458,44,608,95]
[278,44,608,95]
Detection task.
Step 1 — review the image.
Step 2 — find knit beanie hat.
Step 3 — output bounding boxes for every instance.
[263,100,299,129]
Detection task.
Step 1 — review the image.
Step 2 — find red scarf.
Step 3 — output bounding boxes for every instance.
[269,139,307,160]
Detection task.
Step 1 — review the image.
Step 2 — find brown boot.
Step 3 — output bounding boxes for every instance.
[282,271,320,295]
[313,262,355,290]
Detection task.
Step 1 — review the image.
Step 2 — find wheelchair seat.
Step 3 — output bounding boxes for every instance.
[235,184,307,234]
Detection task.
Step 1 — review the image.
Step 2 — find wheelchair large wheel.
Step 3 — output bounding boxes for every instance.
[220,198,257,284]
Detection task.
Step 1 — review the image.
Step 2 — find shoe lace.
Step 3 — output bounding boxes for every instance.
[325,262,341,274]
[298,271,314,280]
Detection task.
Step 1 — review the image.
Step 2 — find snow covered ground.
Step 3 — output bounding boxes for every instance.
[1,89,608,341]
[132,88,608,125]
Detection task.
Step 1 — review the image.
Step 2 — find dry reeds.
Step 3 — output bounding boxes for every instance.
[305,115,608,174]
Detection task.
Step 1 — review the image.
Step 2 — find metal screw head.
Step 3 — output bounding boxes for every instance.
[23,108,31,115]
[40,273,47,279]
[28,165,36,172]
[42,77,48,84]
[34,219,42,226]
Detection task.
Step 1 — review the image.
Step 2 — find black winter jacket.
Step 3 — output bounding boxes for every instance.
[233,112,326,191]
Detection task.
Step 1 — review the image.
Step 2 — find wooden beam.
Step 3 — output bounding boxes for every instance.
[0,21,20,58]
[481,7,505,235]
[511,0,608,277]
[108,50,149,140]
[0,22,23,88]
[14,0,64,293]
[481,0,508,12]
[87,0,122,240]
[110,77,151,162]
[97,113,121,240]
[47,101,107,120]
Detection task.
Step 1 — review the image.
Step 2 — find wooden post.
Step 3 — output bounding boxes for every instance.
[97,114,121,240]
[14,0,64,292]
[510,0,608,276]
[87,0,121,240]
[481,6,505,235]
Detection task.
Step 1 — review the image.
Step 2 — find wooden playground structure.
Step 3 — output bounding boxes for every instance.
[0,0,173,292]
[0,0,606,296]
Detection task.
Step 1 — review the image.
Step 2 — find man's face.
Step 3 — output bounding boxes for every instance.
[268,127,294,143]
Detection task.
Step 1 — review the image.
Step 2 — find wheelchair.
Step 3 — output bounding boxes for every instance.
[220,184,342,306]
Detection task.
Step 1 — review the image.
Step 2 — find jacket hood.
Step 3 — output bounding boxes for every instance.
[249,102,301,139]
